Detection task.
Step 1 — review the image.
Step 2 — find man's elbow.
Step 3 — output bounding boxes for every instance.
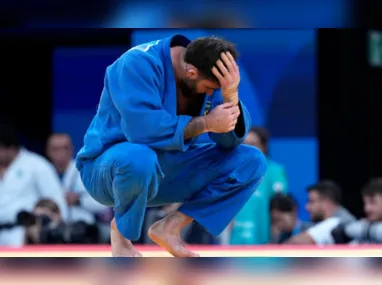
[217,141,240,150]
[209,133,242,149]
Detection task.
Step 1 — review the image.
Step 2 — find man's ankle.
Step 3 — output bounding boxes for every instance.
[161,211,193,235]
[111,218,118,231]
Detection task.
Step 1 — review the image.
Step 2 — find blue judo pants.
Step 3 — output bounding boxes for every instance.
[78,142,267,241]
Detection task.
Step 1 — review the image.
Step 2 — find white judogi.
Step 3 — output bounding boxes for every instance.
[0,148,69,247]
[60,160,106,224]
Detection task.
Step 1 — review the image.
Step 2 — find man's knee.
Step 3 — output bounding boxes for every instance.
[236,145,267,179]
[114,144,159,181]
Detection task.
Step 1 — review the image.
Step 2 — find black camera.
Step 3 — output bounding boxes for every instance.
[331,220,382,244]
[17,210,52,227]
[16,211,99,244]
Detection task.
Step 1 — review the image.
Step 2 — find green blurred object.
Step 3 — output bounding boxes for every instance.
[230,158,288,244]
[369,31,382,68]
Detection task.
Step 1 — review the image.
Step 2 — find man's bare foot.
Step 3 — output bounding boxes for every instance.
[111,218,142,257]
[148,211,199,257]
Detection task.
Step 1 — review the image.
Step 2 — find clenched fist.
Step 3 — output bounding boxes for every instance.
[205,102,240,133]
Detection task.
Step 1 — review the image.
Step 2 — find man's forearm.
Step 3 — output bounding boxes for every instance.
[184,116,208,140]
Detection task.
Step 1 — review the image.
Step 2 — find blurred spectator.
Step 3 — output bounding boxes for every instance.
[46,133,110,242]
[270,193,312,244]
[305,180,354,223]
[46,133,106,223]
[24,199,64,244]
[363,179,382,224]
[304,178,382,245]
[23,199,99,244]
[230,126,288,244]
[286,180,356,244]
[0,124,68,246]
[332,178,382,244]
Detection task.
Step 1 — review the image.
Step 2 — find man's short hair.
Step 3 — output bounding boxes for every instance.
[270,193,298,212]
[362,178,382,197]
[184,36,238,83]
[35,199,60,215]
[0,123,20,148]
[306,180,342,205]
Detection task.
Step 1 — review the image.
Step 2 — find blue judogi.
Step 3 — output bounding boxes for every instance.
[76,34,267,240]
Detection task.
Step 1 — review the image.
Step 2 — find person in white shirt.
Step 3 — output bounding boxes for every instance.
[300,178,382,245]
[0,124,68,246]
[46,133,108,238]
[285,180,355,244]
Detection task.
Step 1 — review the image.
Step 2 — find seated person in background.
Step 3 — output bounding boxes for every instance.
[24,199,65,244]
[0,124,68,247]
[270,193,311,244]
[23,199,99,244]
[286,180,356,244]
[46,133,109,241]
[230,126,288,244]
[305,180,355,224]
[318,178,382,245]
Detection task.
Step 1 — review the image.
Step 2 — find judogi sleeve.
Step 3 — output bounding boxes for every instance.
[208,90,252,149]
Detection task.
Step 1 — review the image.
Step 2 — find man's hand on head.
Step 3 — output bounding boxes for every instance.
[211,52,240,105]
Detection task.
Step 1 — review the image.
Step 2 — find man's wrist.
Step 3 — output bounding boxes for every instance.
[201,115,210,133]
[222,91,239,106]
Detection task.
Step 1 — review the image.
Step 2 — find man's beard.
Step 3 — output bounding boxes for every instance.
[0,149,17,168]
[0,157,11,168]
[179,78,204,98]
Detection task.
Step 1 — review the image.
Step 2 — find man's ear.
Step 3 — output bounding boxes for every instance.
[186,64,199,80]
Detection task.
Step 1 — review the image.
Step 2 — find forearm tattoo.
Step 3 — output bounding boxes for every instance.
[184,117,207,140]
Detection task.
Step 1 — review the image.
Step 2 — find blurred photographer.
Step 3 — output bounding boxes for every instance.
[0,124,68,246]
[285,180,355,245]
[286,178,382,245]
[46,133,109,243]
[331,178,382,244]
[21,199,99,244]
[22,199,64,244]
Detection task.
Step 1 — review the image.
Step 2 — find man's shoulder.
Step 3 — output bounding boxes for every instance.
[334,207,356,223]
[19,149,55,172]
[306,217,341,245]
[122,40,164,67]
[109,46,165,81]
[309,217,342,230]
